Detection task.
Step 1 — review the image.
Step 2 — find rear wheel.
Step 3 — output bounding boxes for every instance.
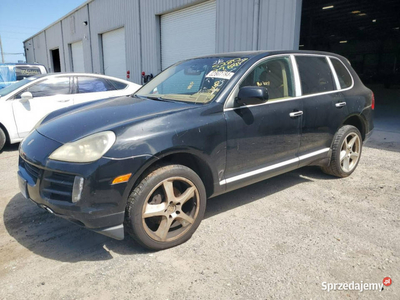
[0,128,6,152]
[125,164,206,250]
[322,125,362,178]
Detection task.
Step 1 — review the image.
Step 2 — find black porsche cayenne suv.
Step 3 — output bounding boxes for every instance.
[18,51,374,250]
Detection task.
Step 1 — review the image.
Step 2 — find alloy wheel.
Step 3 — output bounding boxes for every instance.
[142,176,200,242]
[340,132,361,172]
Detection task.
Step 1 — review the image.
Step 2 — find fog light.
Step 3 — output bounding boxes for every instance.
[112,173,132,185]
[72,176,84,203]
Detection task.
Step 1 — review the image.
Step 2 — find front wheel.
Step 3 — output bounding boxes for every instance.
[322,125,362,178]
[125,164,206,250]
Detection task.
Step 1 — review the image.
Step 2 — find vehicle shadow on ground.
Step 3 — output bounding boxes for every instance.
[3,166,335,263]
[0,143,19,154]
[205,166,333,219]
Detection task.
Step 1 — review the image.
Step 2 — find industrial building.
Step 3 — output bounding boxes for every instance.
[23,0,400,86]
[23,0,302,84]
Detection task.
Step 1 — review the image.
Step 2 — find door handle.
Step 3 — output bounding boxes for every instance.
[57,99,71,103]
[335,102,346,108]
[289,111,303,118]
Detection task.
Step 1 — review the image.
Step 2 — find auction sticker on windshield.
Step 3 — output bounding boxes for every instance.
[205,70,235,80]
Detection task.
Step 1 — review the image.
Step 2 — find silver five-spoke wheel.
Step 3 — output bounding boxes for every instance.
[340,132,361,172]
[142,177,200,242]
[321,125,363,178]
[125,164,206,250]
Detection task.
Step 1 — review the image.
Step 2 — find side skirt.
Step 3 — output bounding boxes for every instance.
[220,148,330,192]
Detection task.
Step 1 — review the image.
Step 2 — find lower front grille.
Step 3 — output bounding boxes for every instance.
[43,172,75,202]
[22,160,41,181]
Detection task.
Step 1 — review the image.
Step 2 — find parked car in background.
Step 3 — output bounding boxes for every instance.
[18,51,374,250]
[0,73,141,151]
[0,63,47,89]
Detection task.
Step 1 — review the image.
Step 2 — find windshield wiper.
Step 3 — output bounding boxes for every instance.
[136,95,176,102]
[144,96,165,101]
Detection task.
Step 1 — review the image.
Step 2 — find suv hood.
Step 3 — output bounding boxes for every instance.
[37,96,193,144]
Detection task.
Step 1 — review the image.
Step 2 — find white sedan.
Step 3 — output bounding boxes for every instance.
[0,73,141,151]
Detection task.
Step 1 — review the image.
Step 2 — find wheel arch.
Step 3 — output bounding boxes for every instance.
[0,122,10,144]
[342,114,366,140]
[128,150,216,199]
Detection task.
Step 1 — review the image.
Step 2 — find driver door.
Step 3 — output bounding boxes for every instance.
[12,76,73,138]
[223,55,302,189]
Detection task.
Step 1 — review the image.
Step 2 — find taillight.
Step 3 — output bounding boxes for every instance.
[371,92,375,110]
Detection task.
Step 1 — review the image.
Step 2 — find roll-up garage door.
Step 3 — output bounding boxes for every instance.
[102,27,126,79]
[71,41,84,72]
[161,1,216,70]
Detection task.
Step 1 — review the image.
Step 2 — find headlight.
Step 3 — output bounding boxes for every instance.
[49,131,116,163]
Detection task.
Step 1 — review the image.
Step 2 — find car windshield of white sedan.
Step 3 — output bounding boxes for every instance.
[0,77,37,97]
[136,57,249,103]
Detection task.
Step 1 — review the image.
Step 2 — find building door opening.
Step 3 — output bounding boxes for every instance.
[299,0,400,87]
[51,48,61,72]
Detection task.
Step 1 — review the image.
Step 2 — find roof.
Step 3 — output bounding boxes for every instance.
[193,50,346,59]
[0,63,46,66]
[31,73,139,84]
[23,0,94,43]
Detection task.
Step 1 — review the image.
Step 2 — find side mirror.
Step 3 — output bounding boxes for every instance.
[20,92,33,103]
[236,86,269,106]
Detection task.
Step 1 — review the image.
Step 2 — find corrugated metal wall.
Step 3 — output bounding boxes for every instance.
[61,5,92,73]
[24,39,35,63]
[88,0,142,83]
[45,22,65,72]
[258,0,302,50]
[24,0,302,84]
[216,0,256,52]
[32,32,48,67]
[140,0,205,75]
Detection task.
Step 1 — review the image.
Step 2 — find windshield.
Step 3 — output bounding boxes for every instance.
[0,77,37,97]
[136,57,249,103]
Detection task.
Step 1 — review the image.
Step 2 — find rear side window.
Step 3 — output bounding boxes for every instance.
[108,79,127,90]
[77,77,116,93]
[296,56,335,95]
[331,58,352,89]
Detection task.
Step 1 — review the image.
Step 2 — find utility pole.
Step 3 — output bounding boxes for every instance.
[0,35,4,63]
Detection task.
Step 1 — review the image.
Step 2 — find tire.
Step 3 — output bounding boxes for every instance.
[321,125,362,178]
[125,164,207,250]
[0,128,6,152]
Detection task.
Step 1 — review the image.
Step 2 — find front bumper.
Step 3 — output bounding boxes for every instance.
[18,130,149,240]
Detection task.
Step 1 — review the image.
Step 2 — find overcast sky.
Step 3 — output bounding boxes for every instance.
[0,0,85,63]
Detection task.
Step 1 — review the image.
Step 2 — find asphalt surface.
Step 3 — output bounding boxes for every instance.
[0,85,399,299]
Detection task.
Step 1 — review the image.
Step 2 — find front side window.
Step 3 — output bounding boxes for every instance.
[136,57,249,103]
[20,77,71,98]
[77,77,115,93]
[296,56,335,95]
[330,58,352,89]
[240,56,295,101]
